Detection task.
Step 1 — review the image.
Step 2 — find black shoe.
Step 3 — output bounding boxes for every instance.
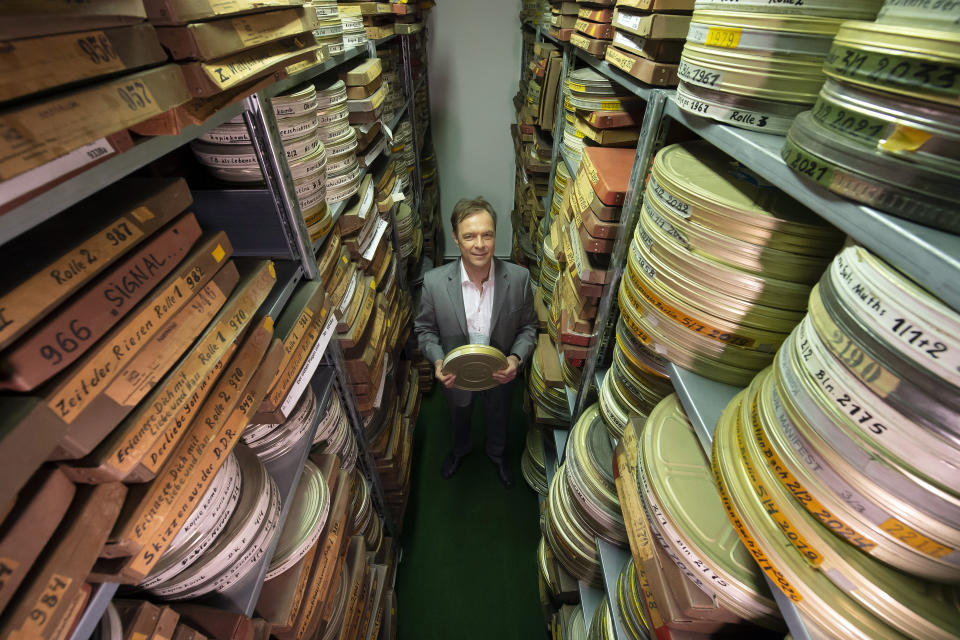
[442,452,465,479]
[495,460,514,488]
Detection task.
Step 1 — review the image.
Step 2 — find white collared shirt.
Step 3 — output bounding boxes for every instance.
[461,259,495,345]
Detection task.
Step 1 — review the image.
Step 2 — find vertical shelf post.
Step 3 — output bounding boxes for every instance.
[571,90,668,421]
[326,341,397,538]
[243,93,319,279]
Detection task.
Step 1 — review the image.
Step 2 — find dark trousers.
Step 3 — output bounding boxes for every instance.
[444,381,515,463]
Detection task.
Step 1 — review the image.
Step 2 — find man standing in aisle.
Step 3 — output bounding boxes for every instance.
[414,197,538,488]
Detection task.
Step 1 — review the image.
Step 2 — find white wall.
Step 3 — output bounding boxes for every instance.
[427,1,522,259]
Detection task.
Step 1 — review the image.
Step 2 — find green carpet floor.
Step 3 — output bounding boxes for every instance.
[396,384,546,639]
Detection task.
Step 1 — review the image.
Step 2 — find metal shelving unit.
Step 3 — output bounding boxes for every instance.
[597,539,631,640]
[20,32,426,640]
[67,364,339,640]
[553,429,569,465]
[66,584,120,640]
[579,580,603,630]
[521,26,890,640]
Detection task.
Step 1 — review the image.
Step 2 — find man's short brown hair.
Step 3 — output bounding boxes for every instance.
[451,197,497,235]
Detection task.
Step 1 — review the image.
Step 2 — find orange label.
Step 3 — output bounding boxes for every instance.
[749,394,878,553]
[879,519,954,558]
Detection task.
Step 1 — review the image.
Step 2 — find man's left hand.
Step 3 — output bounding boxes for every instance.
[492,354,520,384]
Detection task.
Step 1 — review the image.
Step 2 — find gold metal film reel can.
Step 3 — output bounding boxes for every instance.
[630,220,808,334]
[824,21,960,107]
[736,372,960,640]
[810,78,960,175]
[651,142,840,247]
[713,389,921,640]
[750,358,960,582]
[640,394,782,627]
[641,183,831,285]
[679,43,826,105]
[692,0,883,19]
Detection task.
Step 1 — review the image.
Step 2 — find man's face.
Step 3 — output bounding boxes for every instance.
[453,211,496,272]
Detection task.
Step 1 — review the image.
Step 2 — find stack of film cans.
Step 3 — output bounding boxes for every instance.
[312,1,345,55]
[190,84,329,239]
[528,338,571,426]
[138,447,281,600]
[316,79,362,206]
[561,67,642,172]
[675,0,883,133]
[544,404,627,589]
[619,141,843,387]
[339,7,368,50]
[311,389,359,472]
[265,460,330,580]
[552,604,586,640]
[348,468,383,553]
[588,596,615,640]
[783,1,960,232]
[522,425,548,496]
[243,388,321,464]
[634,395,786,633]
[712,242,960,638]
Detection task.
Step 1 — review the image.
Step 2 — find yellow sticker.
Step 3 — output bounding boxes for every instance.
[880,124,933,153]
[568,82,587,92]
[268,261,277,278]
[705,27,741,49]
[263,316,274,332]
[131,206,155,223]
[212,244,226,262]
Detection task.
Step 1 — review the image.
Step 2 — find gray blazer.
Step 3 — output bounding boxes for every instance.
[414,257,538,400]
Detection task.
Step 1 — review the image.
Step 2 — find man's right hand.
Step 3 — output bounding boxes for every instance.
[435,360,456,389]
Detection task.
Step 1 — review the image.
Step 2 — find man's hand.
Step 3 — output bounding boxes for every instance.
[492,354,520,384]
[435,360,457,389]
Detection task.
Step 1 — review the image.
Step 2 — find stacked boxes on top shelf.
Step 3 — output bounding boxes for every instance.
[549,1,579,42]
[343,57,388,172]
[0,3,188,212]
[511,39,561,270]
[560,66,644,172]
[147,1,323,100]
[604,0,692,85]
[570,0,615,59]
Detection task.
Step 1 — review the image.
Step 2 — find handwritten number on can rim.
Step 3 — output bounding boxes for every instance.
[679,62,721,88]
[812,100,884,141]
[785,147,829,182]
[829,46,960,93]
